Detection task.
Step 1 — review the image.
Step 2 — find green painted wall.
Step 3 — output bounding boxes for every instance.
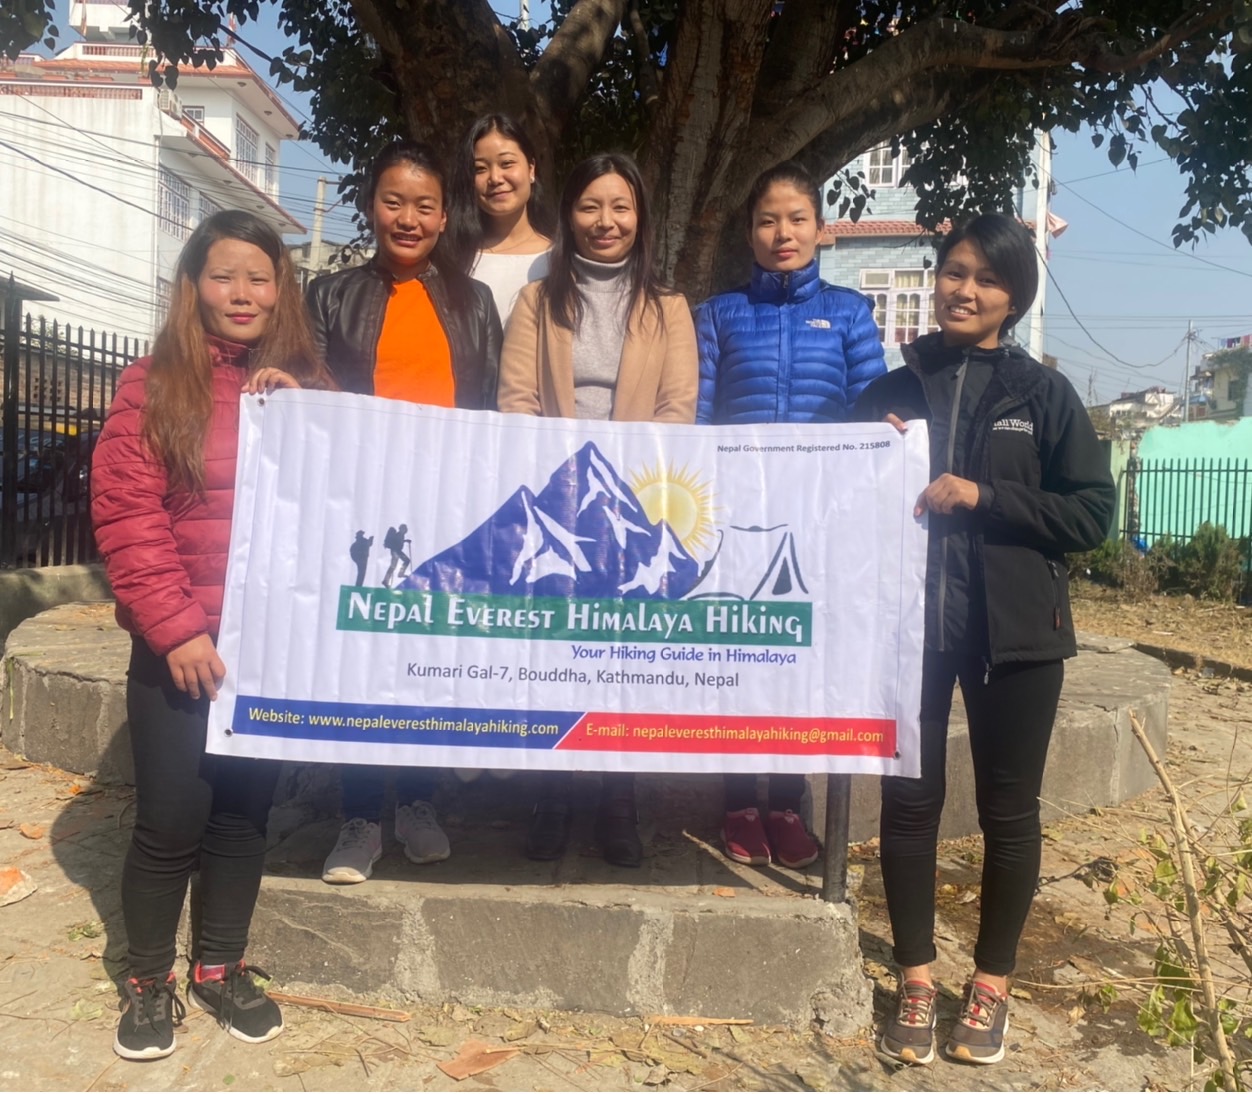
[1132,422,1252,544]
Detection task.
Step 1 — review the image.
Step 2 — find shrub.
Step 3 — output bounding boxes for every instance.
[1069,539,1161,599]
[1177,522,1247,601]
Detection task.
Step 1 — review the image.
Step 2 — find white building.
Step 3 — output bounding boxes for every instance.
[0,1,303,341]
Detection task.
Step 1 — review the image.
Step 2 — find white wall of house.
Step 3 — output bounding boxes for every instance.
[1,4,299,341]
[1,85,161,339]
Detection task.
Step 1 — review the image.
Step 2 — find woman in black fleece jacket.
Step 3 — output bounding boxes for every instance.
[854,214,1115,1068]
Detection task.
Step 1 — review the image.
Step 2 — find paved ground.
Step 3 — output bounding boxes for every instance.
[1,667,1249,1091]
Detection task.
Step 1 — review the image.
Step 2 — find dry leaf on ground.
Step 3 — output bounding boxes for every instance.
[18,823,44,840]
[436,1040,520,1081]
[0,867,36,906]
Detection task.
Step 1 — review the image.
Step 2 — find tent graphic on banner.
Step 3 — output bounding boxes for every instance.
[686,524,808,601]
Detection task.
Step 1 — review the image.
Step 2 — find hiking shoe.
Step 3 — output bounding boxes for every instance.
[877,979,936,1065]
[189,961,283,1044]
[766,809,820,868]
[722,807,770,865]
[321,818,382,884]
[114,973,185,1060]
[946,980,1009,1064]
[395,799,451,864]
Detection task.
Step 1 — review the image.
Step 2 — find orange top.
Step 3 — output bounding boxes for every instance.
[373,278,456,406]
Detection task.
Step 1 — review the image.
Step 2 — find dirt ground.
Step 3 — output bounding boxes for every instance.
[1071,579,1252,671]
[1,591,1250,1092]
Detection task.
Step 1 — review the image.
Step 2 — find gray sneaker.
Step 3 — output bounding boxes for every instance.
[945,980,1009,1065]
[321,818,382,884]
[877,979,936,1065]
[395,800,451,864]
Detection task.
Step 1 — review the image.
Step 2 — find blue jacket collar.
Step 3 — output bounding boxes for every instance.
[748,259,821,304]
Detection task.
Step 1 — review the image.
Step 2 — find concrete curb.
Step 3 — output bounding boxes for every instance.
[0,564,112,649]
[247,876,869,1030]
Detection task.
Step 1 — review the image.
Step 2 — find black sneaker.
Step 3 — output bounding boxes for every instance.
[877,979,937,1065]
[945,980,1009,1065]
[114,973,186,1060]
[188,961,284,1043]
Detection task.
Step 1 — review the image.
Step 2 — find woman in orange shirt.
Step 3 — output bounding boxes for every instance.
[306,140,502,884]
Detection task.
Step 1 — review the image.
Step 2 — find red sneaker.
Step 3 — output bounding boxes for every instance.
[721,807,770,865]
[766,809,820,868]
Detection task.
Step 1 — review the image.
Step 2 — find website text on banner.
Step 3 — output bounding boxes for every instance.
[207,393,929,776]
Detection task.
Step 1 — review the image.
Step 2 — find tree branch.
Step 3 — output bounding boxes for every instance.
[747,5,1235,176]
[754,0,856,116]
[345,0,530,139]
[625,0,660,110]
[530,0,629,133]
[1129,710,1239,1093]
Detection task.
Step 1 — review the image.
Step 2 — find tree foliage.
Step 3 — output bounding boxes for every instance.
[7,1,1252,296]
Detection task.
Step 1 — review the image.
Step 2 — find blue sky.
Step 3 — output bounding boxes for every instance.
[46,2,1252,403]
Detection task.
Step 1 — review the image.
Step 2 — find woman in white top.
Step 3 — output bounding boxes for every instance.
[449,114,554,324]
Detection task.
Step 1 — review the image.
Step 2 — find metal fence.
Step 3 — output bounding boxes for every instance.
[1121,457,1252,548]
[1,311,148,570]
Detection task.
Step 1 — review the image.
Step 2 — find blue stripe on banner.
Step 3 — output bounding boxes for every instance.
[230,695,583,749]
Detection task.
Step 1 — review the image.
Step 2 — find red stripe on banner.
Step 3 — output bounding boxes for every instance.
[557,713,896,757]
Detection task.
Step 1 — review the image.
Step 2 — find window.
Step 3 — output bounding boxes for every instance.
[860,268,937,344]
[866,143,912,188]
[184,105,204,124]
[158,167,191,239]
[155,276,173,318]
[198,192,222,225]
[234,115,259,184]
[264,144,277,194]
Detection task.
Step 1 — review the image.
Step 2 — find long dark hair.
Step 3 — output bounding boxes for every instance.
[144,210,328,492]
[936,213,1038,335]
[542,153,666,332]
[362,139,472,310]
[446,114,552,273]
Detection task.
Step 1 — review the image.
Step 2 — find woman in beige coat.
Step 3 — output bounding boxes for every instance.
[498,152,697,865]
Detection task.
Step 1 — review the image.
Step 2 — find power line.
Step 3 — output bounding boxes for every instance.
[1038,243,1193,372]
[1053,177,1252,281]
[0,137,157,218]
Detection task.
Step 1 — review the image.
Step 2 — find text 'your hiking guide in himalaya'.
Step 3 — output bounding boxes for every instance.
[207,392,929,777]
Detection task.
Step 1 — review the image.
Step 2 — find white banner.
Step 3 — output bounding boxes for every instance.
[207,392,929,776]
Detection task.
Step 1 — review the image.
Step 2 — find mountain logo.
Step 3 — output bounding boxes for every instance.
[401,441,701,600]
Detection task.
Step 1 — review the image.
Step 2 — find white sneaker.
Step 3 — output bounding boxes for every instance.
[395,800,451,864]
[321,818,382,884]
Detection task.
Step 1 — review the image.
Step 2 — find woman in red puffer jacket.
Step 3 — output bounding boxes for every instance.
[92,210,332,1063]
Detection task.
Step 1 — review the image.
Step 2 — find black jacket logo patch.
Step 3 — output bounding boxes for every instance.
[993,416,1033,435]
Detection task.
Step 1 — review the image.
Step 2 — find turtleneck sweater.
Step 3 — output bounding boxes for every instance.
[571,253,631,420]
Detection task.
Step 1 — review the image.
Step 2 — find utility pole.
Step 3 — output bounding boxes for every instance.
[1086,370,1097,407]
[1182,320,1195,423]
[311,176,326,273]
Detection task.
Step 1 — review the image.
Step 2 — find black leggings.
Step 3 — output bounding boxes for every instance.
[122,639,280,980]
[880,650,1062,976]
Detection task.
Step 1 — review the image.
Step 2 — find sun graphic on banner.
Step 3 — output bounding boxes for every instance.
[627,463,717,556]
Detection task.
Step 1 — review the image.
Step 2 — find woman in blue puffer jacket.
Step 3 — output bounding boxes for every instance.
[695,162,886,870]
[695,162,886,426]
